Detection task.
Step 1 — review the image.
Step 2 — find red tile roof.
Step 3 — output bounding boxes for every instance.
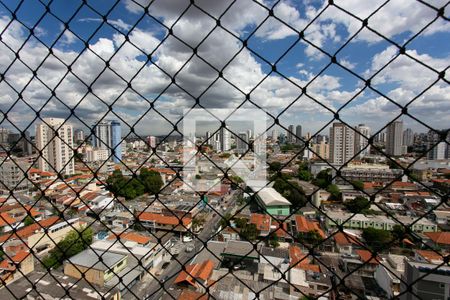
[0,216,60,243]
[0,212,16,227]
[416,250,443,263]
[178,290,208,300]
[174,260,214,287]
[425,232,450,245]
[289,245,321,273]
[333,232,363,246]
[137,211,191,227]
[250,213,271,232]
[356,249,380,265]
[295,215,325,238]
[108,232,151,245]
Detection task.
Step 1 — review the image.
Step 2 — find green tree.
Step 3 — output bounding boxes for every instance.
[392,224,406,243]
[312,169,332,188]
[298,230,324,246]
[344,196,370,213]
[139,168,163,195]
[298,170,312,181]
[234,218,247,229]
[362,227,392,252]
[23,215,35,226]
[269,233,280,248]
[219,212,232,229]
[351,180,364,191]
[269,161,282,172]
[326,184,341,200]
[240,223,259,241]
[42,227,94,268]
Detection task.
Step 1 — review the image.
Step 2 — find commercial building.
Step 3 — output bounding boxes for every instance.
[325,211,438,233]
[329,122,355,165]
[64,249,141,293]
[254,187,291,216]
[386,120,403,156]
[35,118,75,175]
[333,164,403,184]
[91,120,122,163]
[400,260,450,300]
[85,147,110,162]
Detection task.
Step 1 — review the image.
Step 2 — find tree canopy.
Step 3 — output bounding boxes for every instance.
[362,227,392,252]
[42,227,94,268]
[344,196,370,213]
[106,168,163,200]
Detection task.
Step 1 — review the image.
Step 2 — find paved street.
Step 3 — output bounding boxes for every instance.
[131,190,240,300]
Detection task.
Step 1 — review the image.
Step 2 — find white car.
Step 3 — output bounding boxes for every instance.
[182,236,193,243]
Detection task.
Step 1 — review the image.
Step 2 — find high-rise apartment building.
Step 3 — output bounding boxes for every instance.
[36,118,74,175]
[271,129,278,141]
[295,125,302,144]
[219,125,230,151]
[147,136,156,149]
[386,120,403,156]
[236,132,249,154]
[287,125,294,143]
[427,142,446,160]
[312,137,329,160]
[354,124,371,157]
[91,120,122,163]
[329,122,355,165]
[0,127,9,147]
[74,129,85,144]
[403,128,414,147]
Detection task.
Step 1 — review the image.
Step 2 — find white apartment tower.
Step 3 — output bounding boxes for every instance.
[36,118,75,175]
[386,120,403,156]
[354,124,371,157]
[329,122,355,165]
[220,125,231,151]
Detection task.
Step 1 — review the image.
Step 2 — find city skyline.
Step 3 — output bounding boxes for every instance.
[0,1,448,136]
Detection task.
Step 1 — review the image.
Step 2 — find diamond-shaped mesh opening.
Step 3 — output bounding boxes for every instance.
[0,0,449,299]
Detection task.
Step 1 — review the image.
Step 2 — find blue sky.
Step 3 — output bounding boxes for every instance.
[0,0,449,137]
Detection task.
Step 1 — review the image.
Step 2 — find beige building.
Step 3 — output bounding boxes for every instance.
[36,118,75,175]
[0,251,34,286]
[312,139,329,160]
[329,122,355,165]
[0,216,82,256]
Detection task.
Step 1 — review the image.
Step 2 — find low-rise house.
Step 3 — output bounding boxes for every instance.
[249,213,271,237]
[333,231,363,254]
[0,251,34,286]
[433,210,450,225]
[424,231,450,251]
[293,215,326,239]
[374,254,406,298]
[341,249,380,277]
[0,216,82,256]
[414,249,444,264]
[137,211,192,233]
[174,260,214,293]
[64,249,142,294]
[253,187,291,216]
[326,211,438,232]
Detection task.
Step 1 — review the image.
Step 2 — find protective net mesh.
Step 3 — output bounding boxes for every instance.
[0,0,449,299]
